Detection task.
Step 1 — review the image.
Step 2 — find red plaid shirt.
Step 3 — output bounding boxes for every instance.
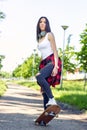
[39,54,62,87]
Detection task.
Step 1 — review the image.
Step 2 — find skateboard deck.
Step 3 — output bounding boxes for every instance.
[35,105,61,126]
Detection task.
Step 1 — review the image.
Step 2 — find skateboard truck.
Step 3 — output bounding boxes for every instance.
[45,111,55,116]
[48,111,55,116]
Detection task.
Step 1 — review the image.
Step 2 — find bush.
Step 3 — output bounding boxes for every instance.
[0,80,7,96]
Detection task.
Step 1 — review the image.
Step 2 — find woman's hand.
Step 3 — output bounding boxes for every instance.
[51,66,58,77]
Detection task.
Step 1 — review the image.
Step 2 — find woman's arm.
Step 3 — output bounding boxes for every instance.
[48,32,58,76]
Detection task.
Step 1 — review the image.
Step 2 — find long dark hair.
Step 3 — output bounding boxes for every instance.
[36,16,51,41]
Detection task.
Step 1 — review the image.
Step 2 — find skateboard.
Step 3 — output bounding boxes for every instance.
[35,105,61,126]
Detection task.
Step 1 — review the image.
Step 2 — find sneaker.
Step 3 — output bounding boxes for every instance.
[46,98,57,106]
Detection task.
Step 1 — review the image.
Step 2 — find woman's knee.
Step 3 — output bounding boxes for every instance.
[36,72,41,81]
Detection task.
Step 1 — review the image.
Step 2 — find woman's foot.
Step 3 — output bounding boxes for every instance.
[46,98,57,106]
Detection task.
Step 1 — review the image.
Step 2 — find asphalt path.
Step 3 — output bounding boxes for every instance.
[0,83,87,130]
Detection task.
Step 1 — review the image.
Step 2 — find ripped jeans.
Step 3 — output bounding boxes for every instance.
[36,63,54,109]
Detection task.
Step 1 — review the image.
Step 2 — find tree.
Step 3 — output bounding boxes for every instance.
[58,46,76,75]
[0,11,6,73]
[77,24,87,72]
[12,65,22,78]
[12,53,41,78]
[77,23,87,89]
[0,55,5,70]
[0,71,11,78]
[0,11,5,19]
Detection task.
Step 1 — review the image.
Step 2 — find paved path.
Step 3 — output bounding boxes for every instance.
[0,83,87,130]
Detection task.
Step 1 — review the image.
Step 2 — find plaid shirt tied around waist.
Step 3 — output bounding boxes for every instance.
[39,54,62,87]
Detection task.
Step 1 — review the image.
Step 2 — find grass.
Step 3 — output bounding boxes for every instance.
[53,80,87,111]
[52,89,87,110]
[0,80,7,96]
[12,79,87,111]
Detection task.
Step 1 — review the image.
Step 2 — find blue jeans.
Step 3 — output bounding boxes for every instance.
[36,63,54,109]
[42,92,49,109]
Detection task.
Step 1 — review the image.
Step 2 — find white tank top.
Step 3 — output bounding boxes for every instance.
[37,33,53,60]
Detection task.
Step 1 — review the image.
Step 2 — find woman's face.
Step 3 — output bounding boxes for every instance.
[39,18,46,31]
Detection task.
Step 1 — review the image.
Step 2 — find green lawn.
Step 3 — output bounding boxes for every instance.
[0,80,7,96]
[16,80,87,111]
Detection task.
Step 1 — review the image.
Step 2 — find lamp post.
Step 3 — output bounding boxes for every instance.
[67,34,72,47]
[60,25,68,89]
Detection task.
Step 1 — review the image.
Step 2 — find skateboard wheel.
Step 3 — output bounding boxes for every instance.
[40,121,46,126]
[35,121,46,126]
[35,122,39,125]
[44,112,48,116]
[56,114,58,118]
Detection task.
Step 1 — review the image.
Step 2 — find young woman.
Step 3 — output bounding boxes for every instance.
[36,16,62,109]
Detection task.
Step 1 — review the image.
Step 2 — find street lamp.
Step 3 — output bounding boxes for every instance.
[60,25,68,89]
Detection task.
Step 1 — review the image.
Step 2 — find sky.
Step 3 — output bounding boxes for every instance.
[0,0,87,72]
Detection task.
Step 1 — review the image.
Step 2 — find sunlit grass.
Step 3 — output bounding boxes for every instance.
[0,80,7,96]
[52,80,87,110]
[52,88,87,110]
[17,80,40,91]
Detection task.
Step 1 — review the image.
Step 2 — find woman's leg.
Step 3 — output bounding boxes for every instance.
[36,63,57,106]
[42,92,49,110]
[36,63,54,99]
